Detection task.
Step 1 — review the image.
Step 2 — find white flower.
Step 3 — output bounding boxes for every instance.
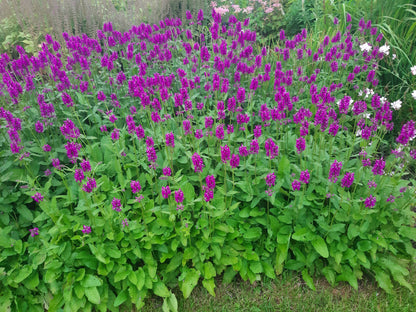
[380,97,387,104]
[379,44,390,55]
[392,54,397,60]
[363,113,371,119]
[356,129,362,137]
[364,88,374,99]
[358,90,363,96]
[391,99,402,110]
[360,42,372,52]
[411,65,416,75]
[412,90,416,100]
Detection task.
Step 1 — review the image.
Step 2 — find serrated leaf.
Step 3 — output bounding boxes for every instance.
[114,289,129,307]
[374,268,393,293]
[85,287,100,305]
[180,268,200,299]
[202,278,216,296]
[311,236,329,258]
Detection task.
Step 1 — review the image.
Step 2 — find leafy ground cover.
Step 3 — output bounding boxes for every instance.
[0,6,416,312]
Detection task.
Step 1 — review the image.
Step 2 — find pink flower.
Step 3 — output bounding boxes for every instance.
[32,192,44,202]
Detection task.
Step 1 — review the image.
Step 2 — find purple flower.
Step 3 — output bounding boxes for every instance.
[292,180,301,191]
[265,173,276,187]
[204,189,214,202]
[60,119,80,139]
[249,140,259,154]
[175,189,184,203]
[97,91,106,101]
[329,160,342,182]
[163,167,172,176]
[74,168,85,182]
[166,132,175,148]
[192,153,205,173]
[82,177,97,193]
[368,180,377,188]
[300,170,310,184]
[82,225,91,234]
[111,128,120,141]
[43,144,51,152]
[183,119,192,135]
[265,138,279,159]
[230,154,240,168]
[195,129,203,139]
[122,218,129,227]
[35,121,44,133]
[296,137,306,154]
[32,192,44,202]
[206,175,216,190]
[362,158,371,167]
[237,87,246,103]
[254,125,262,138]
[131,180,142,193]
[112,198,122,212]
[65,141,82,160]
[239,145,249,157]
[364,195,376,208]
[386,195,395,202]
[216,124,224,140]
[52,158,61,169]
[341,172,354,188]
[146,147,157,163]
[162,186,171,199]
[29,227,39,237]
[221,145,231,163]
[80,159,91,172]
[372,158,385,175]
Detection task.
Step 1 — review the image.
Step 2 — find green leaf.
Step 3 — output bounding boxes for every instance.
[81,274,103,287]
[114,266,130,283]
[136,268,145,290]
[202,278,216,296]
[17,205,33,221]
[357,240,372,252]
[85,287,101,305]
[275,243,289,274]
[14,266,32,283]
[399,226,416,240]
[243,227,262,241]
[311,236,329,258]
[182,183,195,202]
[25,272,39,290]
[204,261,216,279]
[249,261,263,274]
[106,246,121,258]
[292,227,314,241]
[166,253,183,273]
[374,268,393,293]
[180,268,200,299]
[301,269,316,290]
[153,281,171,298]
[167,293,178,312]
[347,224,360,240]
[114,289,129,307]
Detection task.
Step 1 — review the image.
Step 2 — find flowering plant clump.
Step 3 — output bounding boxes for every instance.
[1,8,416,311]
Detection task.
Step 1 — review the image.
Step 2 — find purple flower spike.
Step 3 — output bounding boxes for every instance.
[364,195,376,208]
[175,189,184,203]
[329,160,342,183]
[29,227,39,237]
[206,175,216,190]
[131,180,142,193]
[192,153,205,173]
[162,186,171,199]
[82,225,91,234]
[292,180,301,191]
[111,198,122,212]
[341,172,354,188]
[32,192,44,203]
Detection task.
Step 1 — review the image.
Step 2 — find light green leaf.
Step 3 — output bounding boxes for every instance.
[85,287,101,305]
[204,262,216,279]
[153,281,171,298]
[202,278,216,296]
[81,274,103,287]
[14,266,32,283]
[243,227,262,240]
[180,268,200,299]
[374,268,393,293]
[311,236,329,258]
[114,289,129,307]
[301,269,316,290]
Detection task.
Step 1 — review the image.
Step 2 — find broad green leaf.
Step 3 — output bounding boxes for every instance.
[106,246,121,259]
[14,266,32,283]
[399,226,416,240]
[114,289,129,307]
[167,293,178,312]
[249,261,263,274]
[262,261,276,279]
[275,243,288,274]
[136,268,145,290]
[347,224,360,240]
[17,205,33,221]
[292,227,314,241]
[202,278,216,296]
[25,272,39,290]
[301,269,316,290]
[81,274,103,287]
[357,240,372,252]
[243,227,262,240]
[182,183,195,202]
[114,266,130,283]
[204,261,216,279]
[153,281,171,298]
[180,268,200,299]
[166,253,182,273]
[85,287,101,305]
[311,236,329,258]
